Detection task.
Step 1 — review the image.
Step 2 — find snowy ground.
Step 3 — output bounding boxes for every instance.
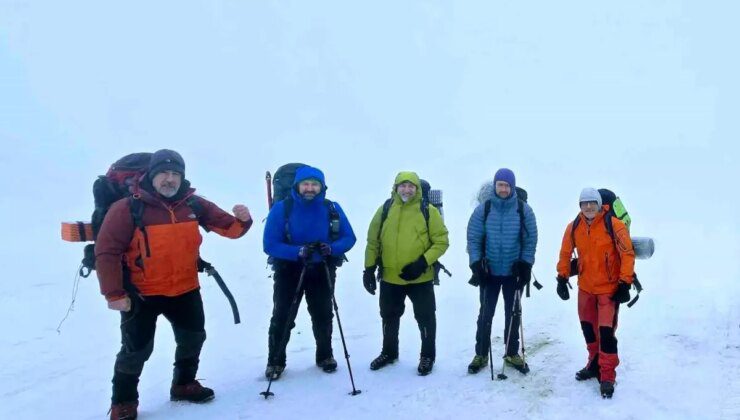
[2,1,739,419]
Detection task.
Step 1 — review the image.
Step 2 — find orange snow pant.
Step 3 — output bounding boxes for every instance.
[578,288,620,382]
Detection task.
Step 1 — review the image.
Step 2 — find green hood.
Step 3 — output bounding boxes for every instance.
[391,171,422,205]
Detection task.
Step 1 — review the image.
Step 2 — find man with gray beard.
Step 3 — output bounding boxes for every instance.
[95,149,252,420]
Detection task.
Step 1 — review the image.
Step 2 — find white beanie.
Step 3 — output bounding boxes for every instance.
[579,187,602,207]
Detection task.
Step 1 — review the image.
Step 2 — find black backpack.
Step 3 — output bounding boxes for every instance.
[376,179,451,284]
[79,153,152,277]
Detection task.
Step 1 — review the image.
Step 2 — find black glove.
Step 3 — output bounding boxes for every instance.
[612,281,631,303]
[512,259,532,290]
[318,242,332,257]
[468,261,486,287]
[556,276,571,300]
[363,267,377,295]
[399,256,428,281]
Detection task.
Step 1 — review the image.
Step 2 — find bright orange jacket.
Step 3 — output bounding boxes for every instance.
[557,210,635,295]
[95,185,251,300]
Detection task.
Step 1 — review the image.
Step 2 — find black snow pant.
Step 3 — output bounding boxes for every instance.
[267,261,335,366]
[379,280,436,360]
[111,288,206,404]
[475,275,520,357]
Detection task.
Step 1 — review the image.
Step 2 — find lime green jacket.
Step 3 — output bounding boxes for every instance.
[364,172,450,285]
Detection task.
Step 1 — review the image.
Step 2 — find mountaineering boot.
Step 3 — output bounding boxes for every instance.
[575,361,600,381]
[370,353,397,371]
[109,401,138,420]
[265,364,285,380]
[417,356,434,376]
[504,354,530,374]
[600,381,615,398]
[170,380,215,403]
[317,356,338,373]
[467,355,489,374]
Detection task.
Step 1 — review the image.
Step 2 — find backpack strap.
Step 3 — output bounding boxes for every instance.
[516,198,528,259]
[479,199,493,269]
[570,215,581,249]
[377,198,394,241]
[128,196,151,258]
[282,197,294,243]
[325,199,341,241]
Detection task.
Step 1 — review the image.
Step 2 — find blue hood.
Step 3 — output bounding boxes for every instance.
[291,166,327,202]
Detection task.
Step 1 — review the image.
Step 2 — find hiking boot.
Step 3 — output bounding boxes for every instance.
[265,364,285,380]
[370,353,397,371]
[600,381,615,399]
[170,380,215,403]
[467,354,489,374]
[504,354,530,374]
[109,401,138,420]
[417,357,434,376]
[317,356,338,373]
[576,365,600,381]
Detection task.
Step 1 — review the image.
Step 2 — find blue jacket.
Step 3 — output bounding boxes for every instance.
[466,189,538,275]
[263,166,356,263]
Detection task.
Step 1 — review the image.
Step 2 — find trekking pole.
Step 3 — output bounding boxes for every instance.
[497,288,519,380]
[260,262,308,399]
[322,260,361,396]
[483,283,495,381]
[517,290,527,369]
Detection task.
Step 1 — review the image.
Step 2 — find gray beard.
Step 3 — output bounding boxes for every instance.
[158,187,178,198]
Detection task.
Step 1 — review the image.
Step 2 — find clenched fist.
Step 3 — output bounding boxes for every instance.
[233,204,251,222]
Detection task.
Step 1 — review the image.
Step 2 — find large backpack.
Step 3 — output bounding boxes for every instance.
[376,178,451,284]
[268,163,345,266]
[569,188,643,307]
[72,153,153,277]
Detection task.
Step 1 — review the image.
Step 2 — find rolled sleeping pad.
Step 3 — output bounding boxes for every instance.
[632,237,655,260]
[61,221,94,242]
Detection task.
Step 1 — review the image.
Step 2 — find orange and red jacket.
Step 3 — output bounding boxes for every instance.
[556,210,635,295]
[95,188,251,301]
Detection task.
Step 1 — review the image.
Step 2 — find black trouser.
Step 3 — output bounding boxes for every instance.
[112,289,206,404]
[267,261,335,366]
[379,280,436,360]
[475,275,520,357]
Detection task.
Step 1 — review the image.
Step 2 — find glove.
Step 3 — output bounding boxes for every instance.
[107,295,132,312]
[512,259,532,290]
[612,280,631,303]
[468,261,486,287]
[363,266,377,295]
[298,245,313,260]
[319,242,332,257]
[556,276,571,300]
[399,256,428,281]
